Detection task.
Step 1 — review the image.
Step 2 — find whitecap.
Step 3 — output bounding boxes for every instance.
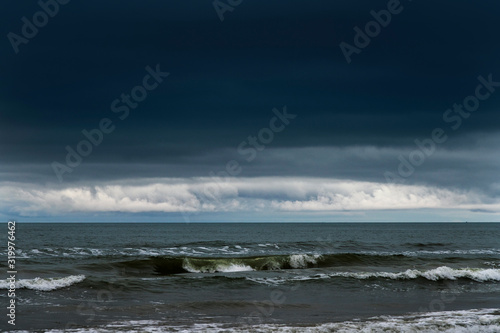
[0,275,85,291]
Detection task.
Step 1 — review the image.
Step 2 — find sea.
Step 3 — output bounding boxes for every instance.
[1,222,499,332]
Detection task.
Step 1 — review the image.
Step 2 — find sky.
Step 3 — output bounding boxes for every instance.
[1,0,500,222]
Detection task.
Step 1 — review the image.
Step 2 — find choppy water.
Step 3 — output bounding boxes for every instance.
[1,223,499,332]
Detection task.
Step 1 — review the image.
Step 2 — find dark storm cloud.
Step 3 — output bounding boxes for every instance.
[1,0,500,182]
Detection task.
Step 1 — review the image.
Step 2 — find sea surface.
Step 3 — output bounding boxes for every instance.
[1,222,500,332]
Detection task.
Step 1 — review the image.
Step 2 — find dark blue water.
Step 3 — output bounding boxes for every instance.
[2,223,500,332]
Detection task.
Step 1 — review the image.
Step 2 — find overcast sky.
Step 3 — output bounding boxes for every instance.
[1,0,500,222]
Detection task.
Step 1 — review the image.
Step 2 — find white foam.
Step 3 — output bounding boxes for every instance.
[326,267,500,282]
[0,275,85,291]
[138,248,161,256]
[17,308,499,333]
[366,266,500,282]
[300,308,500,333]
[420,266,500,281]
[485,261,500,268]
[288,254,320,268]
[18,245,253,259]
[258,243,279,249]
[18,246,499,259]
[89,248,103,256]
[358,249,500,256]
[246,267,500,285]
[220,264,255,272]
[405,249,500,256]
[183,261,254,273]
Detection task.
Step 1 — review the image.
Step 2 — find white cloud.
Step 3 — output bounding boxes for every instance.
[1,177,499,217]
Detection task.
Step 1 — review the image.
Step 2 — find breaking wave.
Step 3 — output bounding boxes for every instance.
[152,254,321,274]
[246,266,500,285]
[26,308,500,333]
[0,275,86,291]
[330,266,500,282]
[87,253,499,278]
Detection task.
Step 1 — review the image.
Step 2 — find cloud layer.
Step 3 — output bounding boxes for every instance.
[2,177,499,219]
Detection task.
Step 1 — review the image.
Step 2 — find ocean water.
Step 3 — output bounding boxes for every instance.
[1,222,500,332]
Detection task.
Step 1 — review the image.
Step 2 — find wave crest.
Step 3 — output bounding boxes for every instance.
[153,254,321,275]
[0,275,86,291]
[247,266,500,285]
